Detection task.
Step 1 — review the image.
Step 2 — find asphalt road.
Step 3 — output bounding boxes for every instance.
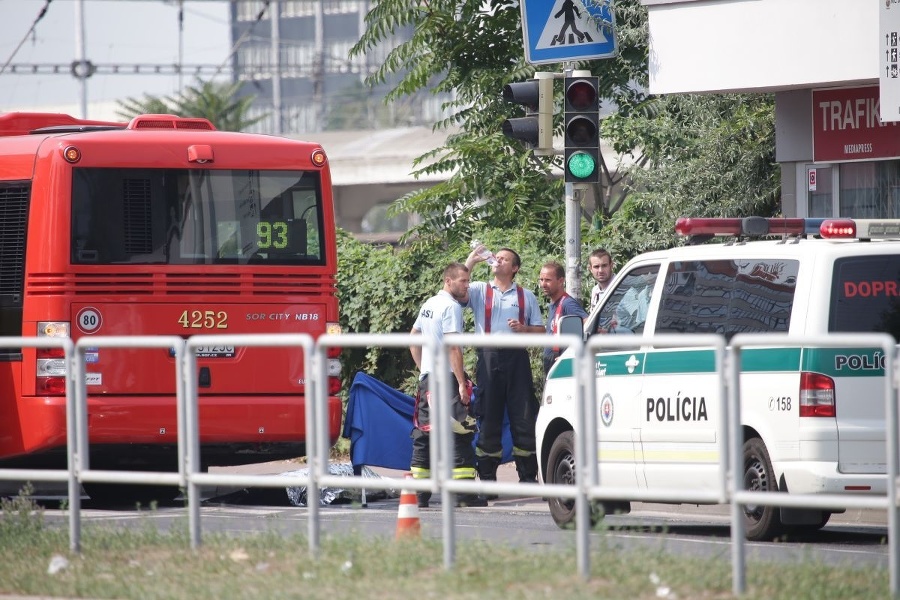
[7,461,891,571]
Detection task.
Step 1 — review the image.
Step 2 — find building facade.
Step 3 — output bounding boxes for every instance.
[230,0,453,135]
[643,0,897,220]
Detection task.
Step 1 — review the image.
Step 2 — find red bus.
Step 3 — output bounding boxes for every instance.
[0,112,342,502]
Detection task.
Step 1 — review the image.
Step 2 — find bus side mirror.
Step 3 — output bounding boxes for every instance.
[558,314,584,340]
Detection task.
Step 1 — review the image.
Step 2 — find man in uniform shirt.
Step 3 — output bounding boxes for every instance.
[465,245,544,485]
[410,262,487,508]
[539,261,588,376]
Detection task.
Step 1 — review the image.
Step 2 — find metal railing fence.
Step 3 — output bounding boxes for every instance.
[0,331,897,597]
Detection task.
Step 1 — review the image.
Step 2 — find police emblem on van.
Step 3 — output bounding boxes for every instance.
[600,394,614,426]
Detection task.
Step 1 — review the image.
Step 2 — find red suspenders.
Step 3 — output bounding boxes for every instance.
[552,293,569,352]
[484,284,526,333]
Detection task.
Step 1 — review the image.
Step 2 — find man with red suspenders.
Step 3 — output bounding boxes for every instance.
[539,261,588,376]
[465,246,544,486]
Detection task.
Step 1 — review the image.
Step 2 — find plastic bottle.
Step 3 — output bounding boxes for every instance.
[470,239,498,266]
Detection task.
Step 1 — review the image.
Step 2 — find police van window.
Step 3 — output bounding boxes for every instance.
[656,259,798,338]
[830,255,900,340]
[592,265,660,335]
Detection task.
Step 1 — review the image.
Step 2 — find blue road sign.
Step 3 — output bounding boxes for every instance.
[520,0,617,65]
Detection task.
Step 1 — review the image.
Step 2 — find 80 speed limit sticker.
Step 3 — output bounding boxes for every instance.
[76,307,103,334]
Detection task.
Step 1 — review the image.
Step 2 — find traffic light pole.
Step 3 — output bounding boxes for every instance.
[565,178,581,300]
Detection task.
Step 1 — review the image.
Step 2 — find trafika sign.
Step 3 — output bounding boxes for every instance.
[812,85,900,162]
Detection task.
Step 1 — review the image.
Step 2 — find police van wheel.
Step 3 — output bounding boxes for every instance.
[742,437,783,541]
[546,431,601,529]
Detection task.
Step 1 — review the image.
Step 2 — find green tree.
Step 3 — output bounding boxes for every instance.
[116,79,267,132]
[351,0,778,265]
[114,95,170,120]
[351,0,650,250]
[598,93,780,258]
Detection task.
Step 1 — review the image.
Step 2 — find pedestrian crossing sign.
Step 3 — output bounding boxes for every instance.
[520,0,617,65]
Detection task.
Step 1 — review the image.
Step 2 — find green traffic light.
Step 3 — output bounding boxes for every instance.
[567,151,596,179]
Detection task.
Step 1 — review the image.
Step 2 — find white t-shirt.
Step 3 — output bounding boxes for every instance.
[590,282,611,313]
[412,290,463,375]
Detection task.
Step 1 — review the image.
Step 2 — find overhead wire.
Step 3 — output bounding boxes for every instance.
[0,0,54,76]
[211,0,271,80]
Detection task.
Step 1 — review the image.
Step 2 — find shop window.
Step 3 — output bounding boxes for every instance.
[839,160,900,219]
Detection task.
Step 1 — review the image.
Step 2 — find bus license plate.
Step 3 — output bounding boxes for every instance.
[195,345,236,358]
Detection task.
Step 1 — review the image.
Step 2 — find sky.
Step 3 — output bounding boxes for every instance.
[0,0,231,120]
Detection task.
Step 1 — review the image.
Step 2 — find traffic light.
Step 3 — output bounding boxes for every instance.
[501,74,554,155]
[563,76,600,184]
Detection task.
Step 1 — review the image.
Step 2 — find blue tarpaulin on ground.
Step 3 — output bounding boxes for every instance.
[343,371,512,471]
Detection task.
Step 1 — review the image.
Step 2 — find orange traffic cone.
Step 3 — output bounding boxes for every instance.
[395,473,421,539]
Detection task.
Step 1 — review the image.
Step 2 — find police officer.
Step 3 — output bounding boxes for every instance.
[409,262,487,508]
[465,246,544,485]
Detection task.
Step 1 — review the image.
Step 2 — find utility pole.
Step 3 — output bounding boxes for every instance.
[314,0,325,131]
[271,0,283,135]
[75,0,88,118]
[177,0,184,91]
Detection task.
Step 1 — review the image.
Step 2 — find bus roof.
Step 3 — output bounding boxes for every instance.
[0,112,126,137]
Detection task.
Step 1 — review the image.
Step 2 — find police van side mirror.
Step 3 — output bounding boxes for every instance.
[558,315,585,340]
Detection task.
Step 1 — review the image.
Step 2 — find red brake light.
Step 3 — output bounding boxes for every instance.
[36,377,67,395]
[328,376,342,395]
[799,372,835,417]
[37,348,65,359]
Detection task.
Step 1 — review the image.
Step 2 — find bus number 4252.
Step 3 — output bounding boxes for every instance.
[178,310,228,329]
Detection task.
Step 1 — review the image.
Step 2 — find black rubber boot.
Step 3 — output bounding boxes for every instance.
[456,493,488,507]
[515,455,538,484]
[416,492,431,508]
[477,456,500,500]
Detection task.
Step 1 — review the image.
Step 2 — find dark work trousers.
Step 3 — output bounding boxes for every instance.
[411,373,477,480]
[542,350,561,377]
[474,348,537,464]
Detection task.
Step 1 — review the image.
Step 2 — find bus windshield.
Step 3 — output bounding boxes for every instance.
[71,168,324,265]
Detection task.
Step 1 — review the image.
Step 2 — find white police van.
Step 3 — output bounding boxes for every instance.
[537,216,899,540]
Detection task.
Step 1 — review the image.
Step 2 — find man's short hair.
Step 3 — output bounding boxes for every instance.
[497,248,521,268]
[542,261,565,279]
[443,262,469,279]
[590,248,612,263]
